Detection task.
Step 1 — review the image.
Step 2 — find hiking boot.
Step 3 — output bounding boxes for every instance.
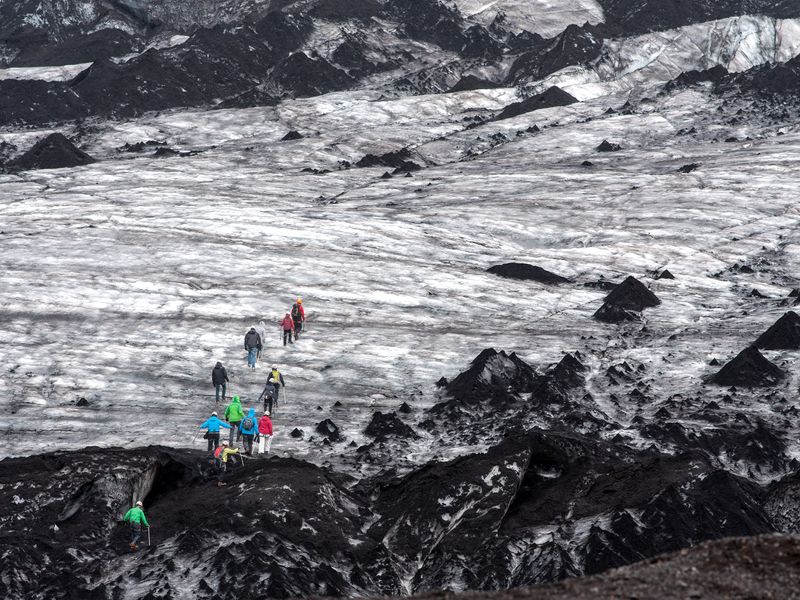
[130,543,137,551]
[217,481,226,487]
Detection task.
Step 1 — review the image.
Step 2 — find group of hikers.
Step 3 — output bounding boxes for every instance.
[243,298,306,368]
[123,298,307,550]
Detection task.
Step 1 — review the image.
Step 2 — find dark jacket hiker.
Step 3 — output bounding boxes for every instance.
[211,362,229,402]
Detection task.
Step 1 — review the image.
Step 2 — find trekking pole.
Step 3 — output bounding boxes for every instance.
[191,427,201,444]
[147,527,151,547]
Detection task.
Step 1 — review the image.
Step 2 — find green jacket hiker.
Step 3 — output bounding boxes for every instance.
[123,505,149,527]
[123,501,149,551]
[225,396,245,422]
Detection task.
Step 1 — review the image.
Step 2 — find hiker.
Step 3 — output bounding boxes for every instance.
[281,313,294,346]
[267,366,285,401]
[214,441,240,487]
[122,500,149,551]
[291,298,305,339]
[224,395,245,445]
[199,411,232,451]
[259,380,278,414]
[258,412,273,455]
[244,327,262,369]
[257,320,269,346]
[211,361,229,403]
[239,407,259,456]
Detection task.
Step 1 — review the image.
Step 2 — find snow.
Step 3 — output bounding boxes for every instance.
[0,63,92,82]
[521,16,800,102]
[446,0,604,37]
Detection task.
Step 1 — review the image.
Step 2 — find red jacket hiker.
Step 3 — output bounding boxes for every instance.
[281,315,295,331]
[258,415,273,436]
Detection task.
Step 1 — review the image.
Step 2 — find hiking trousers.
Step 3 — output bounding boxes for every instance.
[130,522,142,545]
[242,433,254,455]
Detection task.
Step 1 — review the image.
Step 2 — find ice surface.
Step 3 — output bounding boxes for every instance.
[521,16,800,101]
[446,0,604,37]
[1,21,800,483]
[0,63,92,81]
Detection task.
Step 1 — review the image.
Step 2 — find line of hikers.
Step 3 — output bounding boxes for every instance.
[203,365,286,486]
[243,298,306,369]
[199,403,274,486]
[122,300,307,550]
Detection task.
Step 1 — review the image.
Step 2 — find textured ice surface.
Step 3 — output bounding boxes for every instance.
[0,62,92,81]
[1,48,800,474]
[446,0,604,37]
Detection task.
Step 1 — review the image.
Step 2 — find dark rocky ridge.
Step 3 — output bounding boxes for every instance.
[365,411,418,440]
[754,311,800,349]
[708,346,786,387]
[594,276,660,322]
[487,263,570,284]
[394,534,800,599]
[10,133,96,171]
[494,86,578,121]
[2,429,795,599]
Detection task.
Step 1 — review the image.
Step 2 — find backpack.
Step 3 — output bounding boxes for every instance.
[241,417,254,431]
[291,305,301,319]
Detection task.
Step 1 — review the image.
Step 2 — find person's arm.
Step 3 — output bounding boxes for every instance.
[122,508,131,522]
[141,511,150,528]
[280,374,285,385]
[220,421,232,429]
[199,419,209,430]
[223,368,229,382]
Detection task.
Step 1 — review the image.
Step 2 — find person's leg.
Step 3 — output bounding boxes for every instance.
[131,523,141,549]
[268,395,273,414]
[235,422,242,442]
[228,425,235,445]
[207,434,212,452]
[266,435,272,453]
[212,433,219,451]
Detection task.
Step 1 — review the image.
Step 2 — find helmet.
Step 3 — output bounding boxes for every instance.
[211,411,218,416]
[272,365,277,370]
[297,298,302,303]
[264,411,271,417]
[221,440,229,446]
[136,501,143,507]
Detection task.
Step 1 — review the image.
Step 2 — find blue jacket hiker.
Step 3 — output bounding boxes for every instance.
[239,407,259,456]
[200,412,232,451]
